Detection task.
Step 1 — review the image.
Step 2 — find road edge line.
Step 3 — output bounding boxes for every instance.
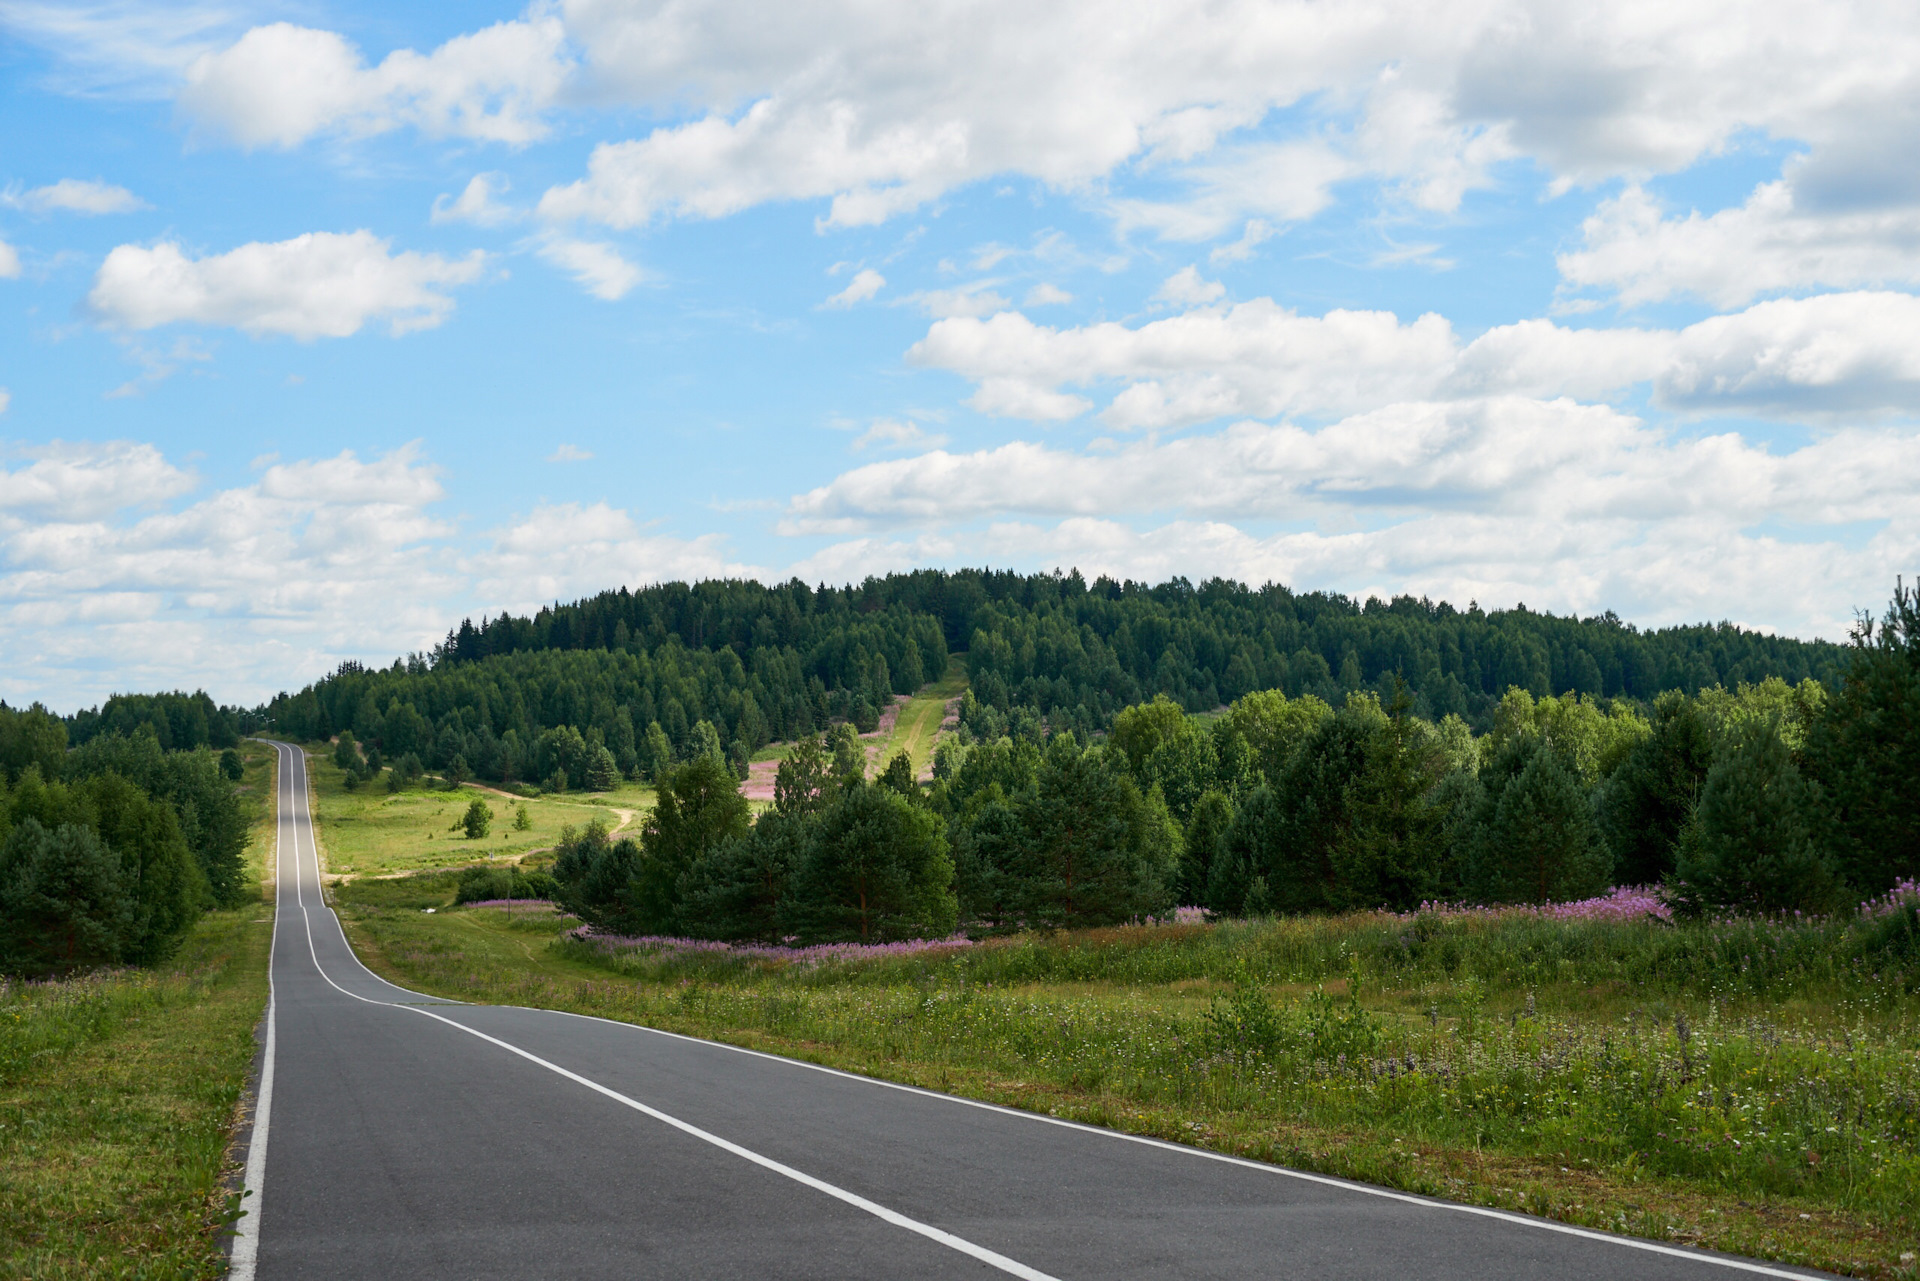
[228,741,283,1281]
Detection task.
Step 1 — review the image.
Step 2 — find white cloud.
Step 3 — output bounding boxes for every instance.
[464,502,762,614]
[779,399,1920,637]
[178,17,571,148]
[5,178,147,215]
[0,442,459,707]
[1154,266,1225,307]
[1023,283,1073,307]
[0,240,17,278]
[0,390,8,415]
[548,444,593,461]
[0,2,236,97]
[821,267,884,308]
[431,173,516,226]
[899,283,1012,319]
[851,418,947,452]
[86,231,486,338]
[535,235,644,300]
[1559,182,1920,308]
[1210,219,1274,265]
[783,398,1920,533]
[910,290,1920,429]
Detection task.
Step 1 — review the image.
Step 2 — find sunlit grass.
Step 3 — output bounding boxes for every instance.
[302,750,654,878]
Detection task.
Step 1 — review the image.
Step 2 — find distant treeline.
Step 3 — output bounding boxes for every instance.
[62,690,250,752]
[260,571,1845,788]
[549,582,1916,944]
[0,704,251,977]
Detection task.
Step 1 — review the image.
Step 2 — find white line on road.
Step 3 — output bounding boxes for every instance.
[229,741,285,1281]
[271,741,1057,1281]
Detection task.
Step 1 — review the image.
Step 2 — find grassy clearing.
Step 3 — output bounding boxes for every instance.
[332,875,1920,1280]
[878,656,967,773]
[302,749,654,878]
[0,740,275,1279]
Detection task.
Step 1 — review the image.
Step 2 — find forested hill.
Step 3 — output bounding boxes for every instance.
[262,572,1845,784]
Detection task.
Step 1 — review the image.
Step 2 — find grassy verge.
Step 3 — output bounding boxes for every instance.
[0,740,276,1278]
[302,748,654,878]
[332,879,1920,1280]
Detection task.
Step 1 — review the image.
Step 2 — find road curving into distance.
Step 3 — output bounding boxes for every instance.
[235,741,1837,1280]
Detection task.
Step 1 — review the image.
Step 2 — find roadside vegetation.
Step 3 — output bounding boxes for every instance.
[337,882,1919,1279]
[0,738,273,1278]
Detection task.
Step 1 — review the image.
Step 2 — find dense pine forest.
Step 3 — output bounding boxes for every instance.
[0,702,253,976]
[258,571,1846,785]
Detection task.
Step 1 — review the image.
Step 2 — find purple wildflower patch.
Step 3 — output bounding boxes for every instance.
[563,928,975,965]
[1404,884,1673,924]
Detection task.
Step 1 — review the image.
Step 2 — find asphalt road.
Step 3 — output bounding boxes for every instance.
[233,741,1835,1280]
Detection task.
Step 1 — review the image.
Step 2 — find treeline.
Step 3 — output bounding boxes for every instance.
[260,571,1844,793]
[64,690,251,751]
[551,583,1917,942]
[0,705,252,977]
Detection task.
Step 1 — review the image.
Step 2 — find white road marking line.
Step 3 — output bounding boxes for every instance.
[228,741,285,1280]
[272,742,1054,1281]
[271,738,1829,1281]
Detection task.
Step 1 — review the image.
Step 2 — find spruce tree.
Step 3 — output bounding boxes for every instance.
[1674,718,1839,914]
[0,820,137,976]
[631,755,750,932]
[1468,740,1609,904]
[786,784,955,942]
[1013,735,1178,928]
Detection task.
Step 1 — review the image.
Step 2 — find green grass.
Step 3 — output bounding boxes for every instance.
[878,656,967,774]
[0,740,277,1279]
[302,749,654,878]
[329,879,1920,1280]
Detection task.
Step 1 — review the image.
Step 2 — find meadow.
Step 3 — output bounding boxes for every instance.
[301,749,655,879]
[332,875,1920,1280]
[0,740,275,1278]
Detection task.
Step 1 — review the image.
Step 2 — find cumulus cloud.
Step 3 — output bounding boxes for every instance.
[0,241,18,279]
[1154,266,1225,307]
[86,231,486,338]
[779,399,1920,637]
[528,0,1920,243]
[851,418,947,452]
[1559,182,1920,307]
[909,290,1920,429]
[464,501,763,614]
[431,173,516,226]
[821,267,884,308]
[4,179,148,215]
[178,17,571,148]
[0,442,458,707]
[535,235,644,300]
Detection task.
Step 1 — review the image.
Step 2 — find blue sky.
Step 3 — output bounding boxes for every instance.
[2,0,1918,710]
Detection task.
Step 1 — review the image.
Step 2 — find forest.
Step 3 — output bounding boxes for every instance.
[0,703,252,977]
[259,570,1846,789]
[540,580,1916,946]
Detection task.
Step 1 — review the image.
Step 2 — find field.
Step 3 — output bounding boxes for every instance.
[0,740,276,1279]
[301,750,655,878]
[329,875,1920,1280]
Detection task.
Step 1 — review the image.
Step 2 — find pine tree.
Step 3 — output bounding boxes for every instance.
[585,746,619,792]
[1013,736,1178,929]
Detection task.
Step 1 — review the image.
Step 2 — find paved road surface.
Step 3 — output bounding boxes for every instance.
[233,741,1833,1279]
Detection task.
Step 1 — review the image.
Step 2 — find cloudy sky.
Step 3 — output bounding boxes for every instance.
[3,0,1918,710]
